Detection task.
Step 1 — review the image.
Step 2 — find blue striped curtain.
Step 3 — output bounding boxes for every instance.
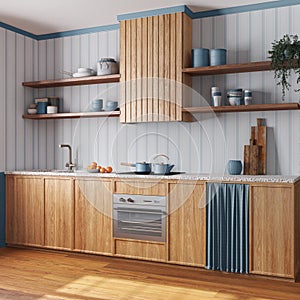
[206,183,249,274]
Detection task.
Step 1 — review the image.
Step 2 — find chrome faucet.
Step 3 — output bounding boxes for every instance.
[59,144,76,171]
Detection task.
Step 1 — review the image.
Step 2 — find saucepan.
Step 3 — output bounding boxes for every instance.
[121,162,151,174]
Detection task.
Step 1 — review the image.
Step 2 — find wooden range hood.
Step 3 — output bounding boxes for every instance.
[119,12,192,123]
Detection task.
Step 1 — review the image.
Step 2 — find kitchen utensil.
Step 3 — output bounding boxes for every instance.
[47,106,58,114]
[210,48,227,66]
[227,160,243,175]
[151,154,175,175]
[153,163,175,175]
[97,58,118,75]
[121,162,151,174]
[27,108,37,114]
[37,102,48,114]
[192,48,209,67]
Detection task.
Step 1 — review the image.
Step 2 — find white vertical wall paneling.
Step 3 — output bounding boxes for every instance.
[37,40,47,169]
[15,35,25,170]
[6,31,16,171]
[291,6,300,174]
[275,7,291,175]
[24,38,34,169]
[0,29,6,170]
[1,4,300,175]
[46,39,55,169]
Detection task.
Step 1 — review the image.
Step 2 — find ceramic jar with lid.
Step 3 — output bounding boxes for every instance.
[97,58,118,76]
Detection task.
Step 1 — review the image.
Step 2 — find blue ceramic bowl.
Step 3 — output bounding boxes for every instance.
[227,160,243,175]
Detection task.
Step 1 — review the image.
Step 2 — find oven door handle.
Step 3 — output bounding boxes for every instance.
[115,208,165,215]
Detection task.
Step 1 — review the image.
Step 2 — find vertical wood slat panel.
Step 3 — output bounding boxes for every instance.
[142,18,148,122]
[125,20,132,123]
[147,17,153,122]
[131,19,137,123]
[176,13,183,121]
[153,16,159,122]
[136,18,142,122]
[182,14,193,110]
[162,15,170,120]
[169,14,176,121]
[158,15,165,122]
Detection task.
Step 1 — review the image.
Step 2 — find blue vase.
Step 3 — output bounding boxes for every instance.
[227,160,243,175]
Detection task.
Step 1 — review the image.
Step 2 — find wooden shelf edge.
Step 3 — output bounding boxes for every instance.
[22,111,121,120]
[22,74,121,88]
[182,61,272,76]
[183,103,300,114]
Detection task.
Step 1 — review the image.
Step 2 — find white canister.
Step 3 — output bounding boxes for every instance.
[47,106,58,114]
[97,58,118,76]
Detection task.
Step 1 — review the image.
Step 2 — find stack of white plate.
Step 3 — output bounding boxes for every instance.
[73,68,96,78]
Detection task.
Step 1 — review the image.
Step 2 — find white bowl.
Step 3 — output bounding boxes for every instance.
[27,108,37,114]
[47,106,58,114]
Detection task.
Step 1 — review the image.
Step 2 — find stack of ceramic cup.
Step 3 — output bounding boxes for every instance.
[91,99,103,112]
[227,89,243,105]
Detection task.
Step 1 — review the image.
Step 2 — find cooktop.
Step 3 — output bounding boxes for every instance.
[116,172,185,176]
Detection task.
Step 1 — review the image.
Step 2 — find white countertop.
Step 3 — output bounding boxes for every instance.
[5,170,300,184]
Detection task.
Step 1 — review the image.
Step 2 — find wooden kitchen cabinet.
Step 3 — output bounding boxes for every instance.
[6,175,44,247]
[74,178,113,254]
[119,12,192,123]
[44,177,74,250]
[168,182,206,267]
[250,184,300,279]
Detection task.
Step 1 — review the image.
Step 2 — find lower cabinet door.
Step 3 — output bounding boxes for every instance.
[250,185,294,278]
[6,175,44,246]
[44,178,74,250]
[74,179,113,254]
[168,182,206,266]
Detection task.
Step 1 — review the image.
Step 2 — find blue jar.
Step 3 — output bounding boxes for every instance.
[37,102,48,114]
[192,48,209,67]
[227,160,243,175]
[210,49,227,66]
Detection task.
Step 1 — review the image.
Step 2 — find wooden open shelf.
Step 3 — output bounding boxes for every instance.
[182,61,272,76]
[22,111,120,120]
[22,74,121,88]
[183,103,300,114]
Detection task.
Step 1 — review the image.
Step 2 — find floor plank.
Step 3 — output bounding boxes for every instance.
[0,247,299,300]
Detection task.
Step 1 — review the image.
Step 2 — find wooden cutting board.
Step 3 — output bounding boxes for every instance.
[243,119,267,175]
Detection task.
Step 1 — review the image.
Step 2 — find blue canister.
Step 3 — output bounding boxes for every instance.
[210,49,227,66]
[37,102,48,114]
[227,160,243,175]
[192,48,209,67]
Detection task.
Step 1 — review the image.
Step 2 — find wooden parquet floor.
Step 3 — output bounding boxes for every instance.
[0,247,299,300]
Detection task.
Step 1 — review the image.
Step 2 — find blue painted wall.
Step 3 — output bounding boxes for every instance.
[0,173,5,247]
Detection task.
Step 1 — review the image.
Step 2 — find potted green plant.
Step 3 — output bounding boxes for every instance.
[268,34,300,100]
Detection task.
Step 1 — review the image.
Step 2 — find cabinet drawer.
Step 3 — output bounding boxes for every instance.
[115,180,167,196]
[115,239,166,261]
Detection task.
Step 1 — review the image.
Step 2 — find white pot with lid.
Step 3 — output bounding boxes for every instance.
[97,58,119,76]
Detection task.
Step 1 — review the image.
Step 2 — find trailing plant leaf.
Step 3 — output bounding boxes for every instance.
[268,34,300,100]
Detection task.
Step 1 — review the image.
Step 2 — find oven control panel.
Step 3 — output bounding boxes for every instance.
[113,194,166,206]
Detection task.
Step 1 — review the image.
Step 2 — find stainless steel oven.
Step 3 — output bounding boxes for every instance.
[113,194,166,242]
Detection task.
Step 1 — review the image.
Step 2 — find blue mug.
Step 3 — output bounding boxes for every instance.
[227,160,243,175]
[210,49,227,66]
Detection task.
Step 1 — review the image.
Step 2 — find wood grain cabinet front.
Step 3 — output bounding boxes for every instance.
[168,182,206,267]
[250,184,300,279]
[6,175,44,247]
[44,177,75,250]
[74,178,113,255]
